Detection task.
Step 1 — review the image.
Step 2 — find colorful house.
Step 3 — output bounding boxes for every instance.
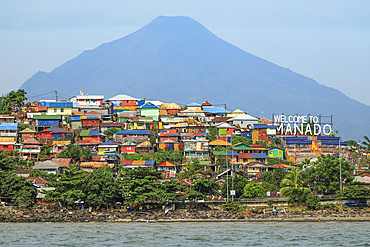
[121,160,155,169]
[70,95,104,108]
[0,137,16,151]
[242,162,276,176]
[52,141,71,154]
[159,129,180,142]
[20,128,36,140]
[33,114,62,132]
[75,138,101,153]
[98,140,119,157]
[0,123,18,138]
[251,124,278,144]
[228,114,259,128]
[183,133,209,160]
[39,101,73,116]
[138,102,160,121]
[115,130,150,144]
[136,141,155,154]
[82,117,100,130]
[121,141,136,155]
[160,103,182,116]
[100,122,123,133]
[237,153,269,164]
[157,161,177,178]
[107,94,144,114]
[268,147,284,159]
[20,137,42,159]
[37,127,72,139]
[80,129,101,142]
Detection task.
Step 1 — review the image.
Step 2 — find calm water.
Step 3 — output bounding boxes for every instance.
[1,221,369,246]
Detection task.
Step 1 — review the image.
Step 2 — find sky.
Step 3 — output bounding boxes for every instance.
[1,0,369,105]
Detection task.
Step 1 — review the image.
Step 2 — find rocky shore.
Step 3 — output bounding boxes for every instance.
[1,206,370,223]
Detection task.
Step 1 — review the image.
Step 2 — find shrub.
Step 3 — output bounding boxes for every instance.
[306,194,320,210]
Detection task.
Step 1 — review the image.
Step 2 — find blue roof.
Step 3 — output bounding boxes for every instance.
[202,107,230,114]
[0,123,18,130]
[70,116,81,121]
[283,136,308,141]
[86,117,99,119]
[100,140,118,146]
[89,129,100,136]
[286,140,311,145]
[251,153,269,159]
[317,136,340,141]
[116,130,150,135]
[39,101,73,108]
[253,124,278,129]
[145,160,156,166]
[48,127,67,132]
[139,102,159,109]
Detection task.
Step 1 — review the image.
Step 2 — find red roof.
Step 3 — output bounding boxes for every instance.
[85,111,102,115]
[52,158,72,167]
[183,133,204,137]
[251,143,265,149]
[100,123,124,127]
[238,153,253,159]
[76,138,101,144]
[22,137,41,145]
[201,101,212,106]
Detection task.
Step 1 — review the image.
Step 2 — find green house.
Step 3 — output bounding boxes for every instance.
[268,147,284,159]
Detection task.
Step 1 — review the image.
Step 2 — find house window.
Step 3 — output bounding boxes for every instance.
[127,147,131,151]
[54,108,57,113]
[61,108,64,113]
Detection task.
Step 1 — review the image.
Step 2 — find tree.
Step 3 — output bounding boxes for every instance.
[207,127,217,141]
[231,135,252,146]
[83,168,118,209]
[153,150,182,165]
[125,153,152,161]
[57,145,81,163]
[0,89,27,114]
[161,180,184,201]
[0,151,16,170]
[362,136,370,152]
[260,168,287,191]
[119,167,164,206]
[0,170,37,207]
[221,175,249,198]
[302,155,354,194]
[176,158,202,182]
[306,194,320,210]
[242,182,267,198]
[82,147,92,162]
[149,136,157,145]
[185,178,219,200]
[280,169,311,205]
[339,185,370,203]
[44,164,87,204]
[104,127,121,137]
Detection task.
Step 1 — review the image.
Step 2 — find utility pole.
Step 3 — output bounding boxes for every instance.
[55,90,58,101]
[339,137,342,193]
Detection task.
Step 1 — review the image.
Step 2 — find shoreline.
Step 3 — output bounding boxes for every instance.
[2,207,370,223]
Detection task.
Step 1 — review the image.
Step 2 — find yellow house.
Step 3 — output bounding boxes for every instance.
[40,101,73,116]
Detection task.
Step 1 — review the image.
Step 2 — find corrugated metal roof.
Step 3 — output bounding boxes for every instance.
[251,153,269,159]
[252,124,278,129]
[202,107,230,114]
[33,114,61,120]
[0,123,18,130]
[39,101,73,108]
[116,130,150,135]
[108,94,142,101]
[70,116,81,121]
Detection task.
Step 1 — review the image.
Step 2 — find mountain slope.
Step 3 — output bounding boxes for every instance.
[20,16,369,140]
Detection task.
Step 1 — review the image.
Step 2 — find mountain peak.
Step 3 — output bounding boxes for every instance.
[19,16,370,140]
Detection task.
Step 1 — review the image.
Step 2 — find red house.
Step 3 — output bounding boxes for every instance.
[37,127,72,139]
[121,141,136,155]
[82,117,100,130]
[0,137,15,151]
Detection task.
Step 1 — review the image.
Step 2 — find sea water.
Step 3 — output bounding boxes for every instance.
[1,221,369,246]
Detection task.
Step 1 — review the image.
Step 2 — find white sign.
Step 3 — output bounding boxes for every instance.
[273,114,332,136]
[230,190,235,196]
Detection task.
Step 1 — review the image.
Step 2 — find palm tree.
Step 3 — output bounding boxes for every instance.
[362,136,370,152]
[279,169,303,197]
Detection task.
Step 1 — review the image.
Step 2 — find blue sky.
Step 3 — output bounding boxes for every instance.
[1,0,369,105]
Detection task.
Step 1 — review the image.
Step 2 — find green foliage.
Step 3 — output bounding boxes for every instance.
[221,199,245,212]
[242,182,267,198]
[207,127,217,141]
[221,175,249,198]
[192,178,220,197]
[362,136,370,152]
[256,141,267,148]
[0,170,37,206]
[44,164,87,203]
[18,124,30,131]
[339,185,370,203]
[83,168,118,208]
[280,169,312,205]
[306,194,320,210]
[302,155,354,194]
[177,158,202,181]
[125,153,152,161]
[0,151,16,171]
[104,127,121,137]
[0,89,27,114]
[82,147,92,162]
[57,145,81,163]
[161,180,184,201]
[40,145,51,156]
[29,169,58,184]
[260,168,287,191]
[153,150,182,165]
[119,167,164,206]
[231,135,252,146]
[149,136,157,145]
